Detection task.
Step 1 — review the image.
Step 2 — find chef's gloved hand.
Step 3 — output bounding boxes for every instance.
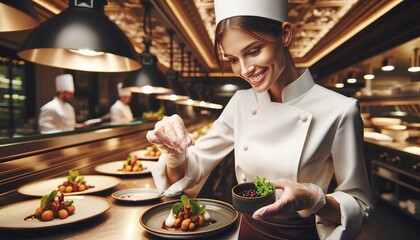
[146,114,193,168]
[253,178,326,219]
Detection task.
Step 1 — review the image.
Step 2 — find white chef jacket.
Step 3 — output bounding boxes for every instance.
[110,100,133,125]
[151,69,373,240]
[38,97,76,134]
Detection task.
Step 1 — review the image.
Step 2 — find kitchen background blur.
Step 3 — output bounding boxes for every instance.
[0,1,419,239]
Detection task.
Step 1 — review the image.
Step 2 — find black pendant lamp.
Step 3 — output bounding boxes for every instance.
[0,0,39,32]
[175,54,204,107]
[122,0,171,94]
[156,32,189,101]
[17,0,140,72]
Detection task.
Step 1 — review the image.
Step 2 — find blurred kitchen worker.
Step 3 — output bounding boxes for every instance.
[38,74,77,133]
[110,82,133,124]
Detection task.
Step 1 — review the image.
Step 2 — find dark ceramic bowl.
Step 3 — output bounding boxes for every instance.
[231,182,276,214]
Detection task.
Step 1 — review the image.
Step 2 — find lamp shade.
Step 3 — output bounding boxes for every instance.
[122,51,172,94]
[156,69,189,100]
[17,0,140,72]
[0,0,39,32]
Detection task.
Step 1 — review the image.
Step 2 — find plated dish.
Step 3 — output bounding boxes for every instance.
[0,195,111,229]
[140,198,238,239]
[94,160,155,176]
[130,149,159,160]
[111,188,161,202]
[18,175,121,197]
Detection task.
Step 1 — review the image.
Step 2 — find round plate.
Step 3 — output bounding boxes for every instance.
[111,188,161,202]
[0,195,111,229]
[17,175,121,197]
[140,199,238,239]
[94,160,155,176]
[130,149,159,160]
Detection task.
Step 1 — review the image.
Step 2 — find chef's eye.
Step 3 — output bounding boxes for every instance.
[228,57,239,64]
[248,48,261,56]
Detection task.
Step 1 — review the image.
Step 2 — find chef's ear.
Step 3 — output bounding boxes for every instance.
[281,22,293,48]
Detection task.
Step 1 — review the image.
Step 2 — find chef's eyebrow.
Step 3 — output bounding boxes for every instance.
[223,41,260,58]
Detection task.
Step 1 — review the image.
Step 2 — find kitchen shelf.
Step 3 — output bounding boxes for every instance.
[358,95,420,106]
[379,195,420,222]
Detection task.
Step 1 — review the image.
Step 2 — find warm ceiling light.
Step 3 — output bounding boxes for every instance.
[17,0,140,72]
[364,64,375,80]
[408,48,420,73]
[0,0,39,32]
[346,73,357,84]
[335,83,344,88]
[122,1,171,94]
[381,57,395,71]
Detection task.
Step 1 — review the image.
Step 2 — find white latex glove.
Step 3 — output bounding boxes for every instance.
[253,178,326,219]
[146,114,193,168]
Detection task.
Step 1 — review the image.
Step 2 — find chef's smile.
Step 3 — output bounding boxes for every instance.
[247,68,268,87]
[220,28,285,93]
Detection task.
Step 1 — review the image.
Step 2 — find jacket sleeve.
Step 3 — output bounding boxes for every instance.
[151,92,238,197]
[316,100,374,240]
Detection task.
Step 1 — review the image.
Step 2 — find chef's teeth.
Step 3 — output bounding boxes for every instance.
[249,72,264,82]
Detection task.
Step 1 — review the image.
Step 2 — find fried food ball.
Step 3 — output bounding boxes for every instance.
[41,210,54,221]
[34,207,43,218]
[78,184,86,191]
[181,219,191,231]
[58,185,66,193]
[58,209,69,219]
[65,185,73,193]
[188,222,196,230]
[67,205,76,215]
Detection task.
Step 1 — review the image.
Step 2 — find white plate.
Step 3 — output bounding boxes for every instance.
[17,175,121,197]
[140,199,238,239]
[130,149,159,160]
[0,195,111,229]
[111,188,161,202]
[94,160,155,176]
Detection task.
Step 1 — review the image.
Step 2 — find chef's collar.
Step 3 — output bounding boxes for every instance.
[281,68,315,103]
[255,68,314,103]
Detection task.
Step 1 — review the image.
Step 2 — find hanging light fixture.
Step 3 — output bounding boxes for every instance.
[17,0,140,72]
[0,0,39,32]
[346,72,357,84]
[156,30,189,100]
[381,57,395,71]
[408,48,420,73]
[122,0,171,94]
[176,53,203,107]
[364,64,375,80]
[197,73,223,110]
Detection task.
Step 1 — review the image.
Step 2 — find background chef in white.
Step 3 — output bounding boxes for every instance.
[146,0,373,239]
[38,74,79,134]
[110,82,133,125]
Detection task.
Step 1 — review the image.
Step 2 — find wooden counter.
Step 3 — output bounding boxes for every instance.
[0,174,240,240]
[0,119,240,239]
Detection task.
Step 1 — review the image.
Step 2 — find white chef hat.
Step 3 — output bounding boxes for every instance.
[117,82,132,97]
[55,74,74,92]
[214,0,288,26]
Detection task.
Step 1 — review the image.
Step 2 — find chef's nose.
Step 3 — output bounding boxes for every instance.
[241,64,255,78]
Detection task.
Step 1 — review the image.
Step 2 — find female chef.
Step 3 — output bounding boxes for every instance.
[110,83,133,125]
[146,0,373,239]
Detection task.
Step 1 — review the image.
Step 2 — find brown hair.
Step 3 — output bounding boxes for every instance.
[214,16,283,71]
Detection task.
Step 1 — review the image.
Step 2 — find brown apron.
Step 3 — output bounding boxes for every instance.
[238,214,318,240]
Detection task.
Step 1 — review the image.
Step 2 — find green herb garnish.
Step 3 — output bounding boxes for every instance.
[253,176,275,196]
[172,202,184,215]
[179,195,206,215]
[40,190,58,209]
